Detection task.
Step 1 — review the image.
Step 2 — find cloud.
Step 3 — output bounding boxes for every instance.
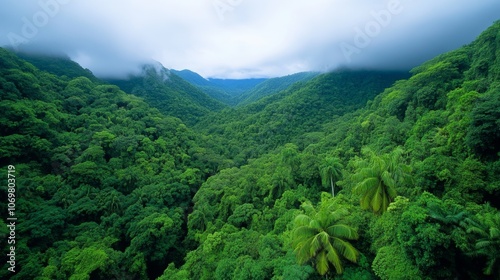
[0,0,498,78]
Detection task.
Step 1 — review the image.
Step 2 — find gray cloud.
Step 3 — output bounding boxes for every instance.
[0,0,498,78]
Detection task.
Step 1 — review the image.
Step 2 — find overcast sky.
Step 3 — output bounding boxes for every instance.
[0,0,499,79]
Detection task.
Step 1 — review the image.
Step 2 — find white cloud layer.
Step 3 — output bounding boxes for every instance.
[0,0,499,78]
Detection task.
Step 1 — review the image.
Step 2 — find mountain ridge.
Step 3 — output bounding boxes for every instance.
[106,63,227,125]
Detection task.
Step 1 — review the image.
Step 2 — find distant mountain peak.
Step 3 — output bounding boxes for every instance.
[141,61,171,82]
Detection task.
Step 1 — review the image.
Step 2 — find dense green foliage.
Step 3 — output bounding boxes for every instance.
[195,70,409,164]
[1,20,500,280]
[171,69,234,104]
[108,64,227,125]
[236,72,319,106]
[0,49,221,279]
[172,70,318,106]
[292,201,359,276]
[207,77,267,100]
[15,52,98,82]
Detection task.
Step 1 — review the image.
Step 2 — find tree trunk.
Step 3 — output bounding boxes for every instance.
[330,175,335,197]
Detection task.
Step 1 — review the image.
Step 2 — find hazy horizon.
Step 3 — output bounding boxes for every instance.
[1,0,499,79]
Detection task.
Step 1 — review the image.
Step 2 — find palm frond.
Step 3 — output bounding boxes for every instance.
[332,237,359,263]
[475,240,494,250]
[294,214,312,226]
[327,224,359,240]
[309,219,322,231]
[371,187,383,212]
[309,234,323,256]
[291,201,360,276]
[294,235,317,264]
[316,251,329,276]
[490,227,500,239]
[353,177,378,195]
[325,241,343,274]
[328,207,348,221]
[301,202,316,216]
[381,170,396,189]
[484,257,498,275]
[292,226,317,243]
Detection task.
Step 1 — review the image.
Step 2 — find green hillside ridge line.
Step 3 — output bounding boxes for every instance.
[106,63,227,125]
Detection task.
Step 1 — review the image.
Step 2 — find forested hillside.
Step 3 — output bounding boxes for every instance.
[15,52,98,82]
[171,69,268,106]
[108,64,227,125]
[0,48,224,279]
[172,21,500,280]
[170,69,233,104]
[195,70,409,164]
[172,70,319,106]
[207,77,267,98]
[236,72,319,106]
[0,20,499,280]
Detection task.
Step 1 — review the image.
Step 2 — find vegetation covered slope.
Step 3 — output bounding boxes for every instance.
[0,20,499,280]
[165,20,500,279]
[236,71,319,106]
[195,70,409,164]
[15,51,98,82]
[0,48,224,279]
[108,64,227,125]
[207,77,267,97]
[173,70,318,106]
[172,69,268,106]
[171,69,233,104]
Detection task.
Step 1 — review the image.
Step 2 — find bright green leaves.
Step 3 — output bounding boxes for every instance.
[61,246,110,280]
[372,245,422,280]
[291,200,359,276]
[351,147,412,214]
[179,226,288,280]
[369,193,475,279]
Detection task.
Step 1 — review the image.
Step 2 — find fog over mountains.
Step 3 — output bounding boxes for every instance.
[1,0,499,78]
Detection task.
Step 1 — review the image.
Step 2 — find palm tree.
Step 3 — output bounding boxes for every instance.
[428,202,467,227]
[352,147,411,214]
[292,202,359,276]
[463,211,500,276]
[320,156,343,197]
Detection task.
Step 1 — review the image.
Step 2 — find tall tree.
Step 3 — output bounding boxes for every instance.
[291,202,359,276]
[352,147,412,214]
[319,156,343,197]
